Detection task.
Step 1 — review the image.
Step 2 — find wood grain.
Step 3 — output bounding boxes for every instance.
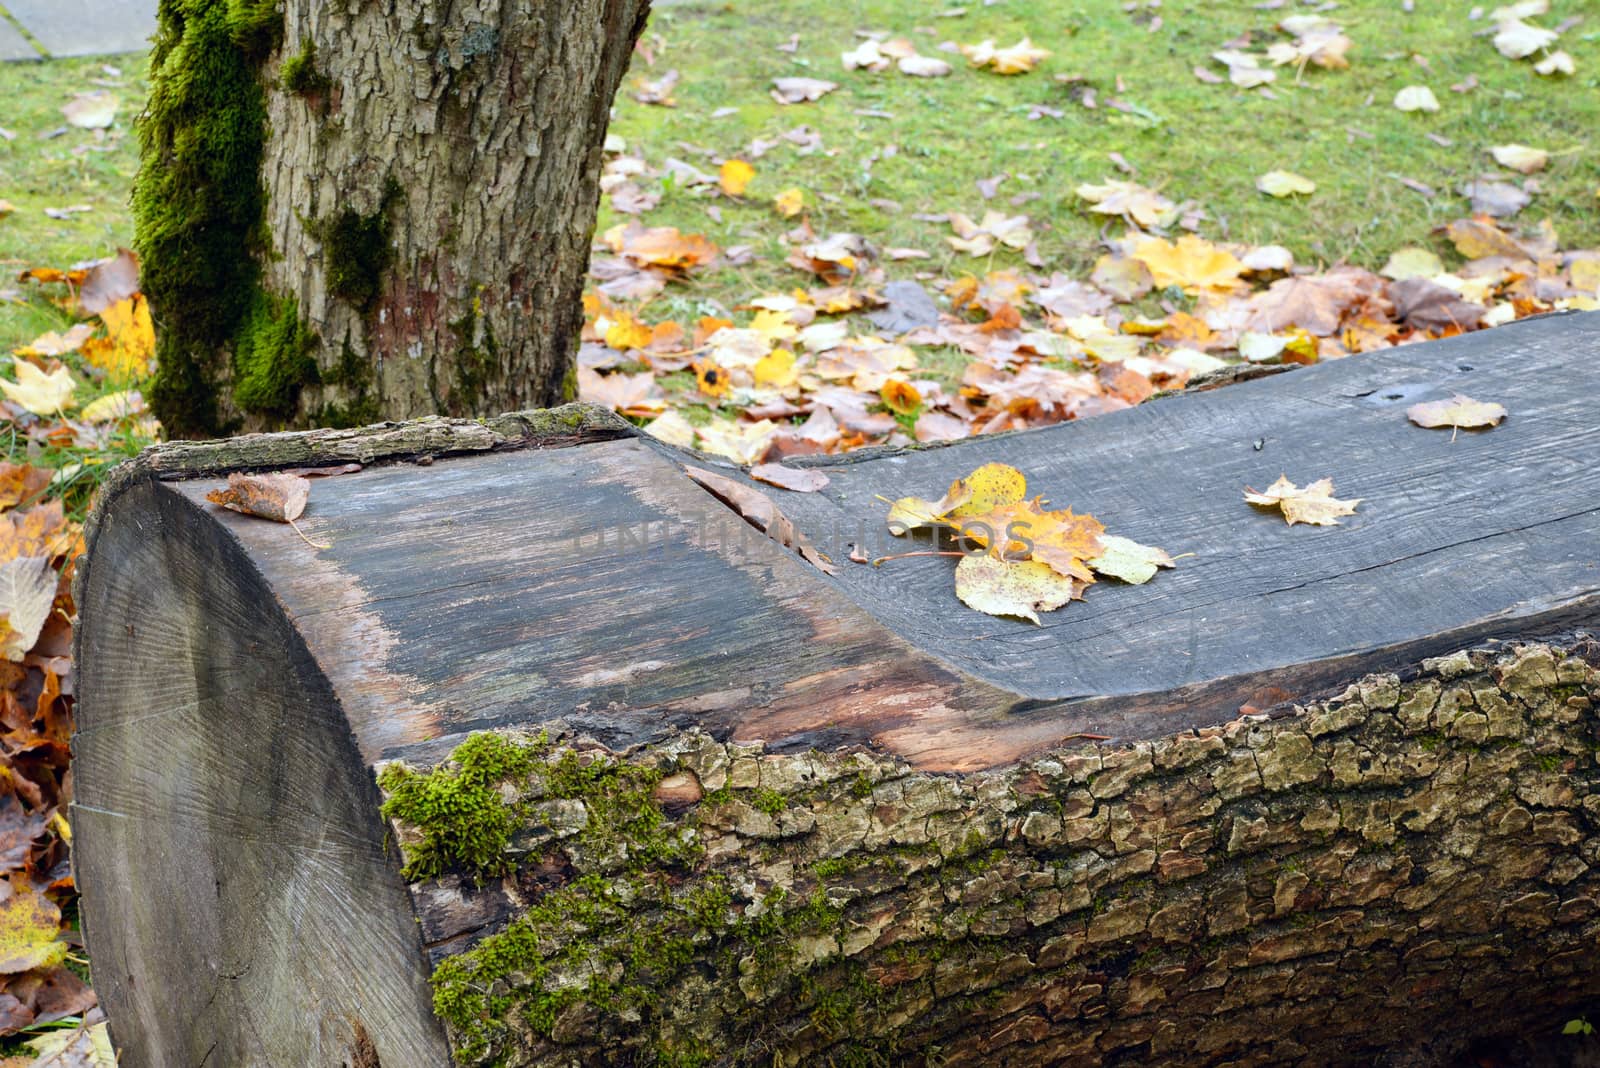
[73,482,449,1067]
[137,310,1600,772]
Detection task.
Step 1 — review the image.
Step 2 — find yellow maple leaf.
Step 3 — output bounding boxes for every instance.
[1131,235,1247,294]
[753,347,798,389]
[603,309,655,351]
[1076,180,1177,228]
[749,309,799,344]
[1245,475,1361,526]
[87,294,156,381]
[963,37,1051,75]
[0,359,77,415]
[719,159,755,197]
[1088,535,1176,584]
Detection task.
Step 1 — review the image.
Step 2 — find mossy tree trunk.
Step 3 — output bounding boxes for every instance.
[135,0,651,437]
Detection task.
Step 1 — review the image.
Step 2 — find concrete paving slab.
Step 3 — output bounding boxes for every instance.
[0,16,40,61]
[5,0,155,58]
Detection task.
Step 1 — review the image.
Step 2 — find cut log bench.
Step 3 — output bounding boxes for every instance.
[73,311,1600,1067]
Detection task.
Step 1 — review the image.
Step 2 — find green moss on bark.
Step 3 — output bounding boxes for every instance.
[385,732,863,1067]
[136,0,281,436]
[377,734,540,882]
[231,292,318,417]
[449,291,499,416]
[320,178,401,311]
[313,338,381,428]
[280,39,331,94]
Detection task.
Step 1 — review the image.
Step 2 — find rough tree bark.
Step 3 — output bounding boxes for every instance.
[72,314,1600,1066]
[134,0,651,438]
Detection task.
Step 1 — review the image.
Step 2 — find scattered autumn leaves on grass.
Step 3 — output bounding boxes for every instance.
[581,198,1586,474]
[881,462,1172,623]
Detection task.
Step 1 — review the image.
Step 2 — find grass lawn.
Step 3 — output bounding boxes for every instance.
[606,0,1598,299]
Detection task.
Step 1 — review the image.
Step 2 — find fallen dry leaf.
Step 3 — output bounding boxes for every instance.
[21,1019,116,1067]
[76,249,139,316]
[962,38,1051,75]
[1381,247,1445,280]
[1212,49,1276,88]
[773,188,805,217]
[947,211,1033,256]
[1389,278,1486,333]
[1245,475,1361,526]
[718,159,755,197]
[1393,85,1440,112]
[955,556,1081,624]
[771,77,839,105]
[898,54,952,77]
[1490,144,1549,174]
[683,465,836,573]
[84,294,155,380]
[0,557,55,664]
[1131,235,1246,294]
[1493,19,1558,59]
[1406,394,1508,431]
[1533,50,1574,76]
[61,93,116,130]
[0,466,50,513]
[1088,534,1176,584]
[14,326,93,360]
[1257,170,1316,198]
[1076,180,1176,228]
[78,389,144,425]
[0,362,76,417]
[205,472,311,524]
[750,463,830,493]
[0,882,65,974]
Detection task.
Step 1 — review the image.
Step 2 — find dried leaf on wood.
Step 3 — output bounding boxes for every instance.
[750,464,830,493]
[1245,475,1361,526]
[205,473,311,524]
[683,466,837,574]
[955,556,1082,624]
[1406,395,1508,430]
[1088,535,1177,584]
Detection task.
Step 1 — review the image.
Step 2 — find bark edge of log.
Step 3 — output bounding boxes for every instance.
[380,635,1600,1067]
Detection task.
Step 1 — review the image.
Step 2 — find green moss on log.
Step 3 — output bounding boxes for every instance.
[377,734,540,882]
[383,733,867,1066]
